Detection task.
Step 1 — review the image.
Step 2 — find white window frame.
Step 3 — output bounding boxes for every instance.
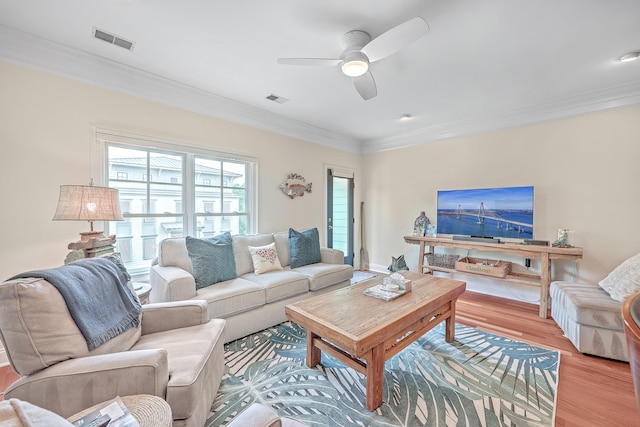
[93,128,258,273]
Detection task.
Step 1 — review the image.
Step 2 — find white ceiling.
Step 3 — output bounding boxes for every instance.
[1,0,640,153]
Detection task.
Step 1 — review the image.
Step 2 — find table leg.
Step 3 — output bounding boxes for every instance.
[306,331,321,367]
[540,253,551,319]
[445,301,456,342]
[418,240,426,273]
[365,344,385,411]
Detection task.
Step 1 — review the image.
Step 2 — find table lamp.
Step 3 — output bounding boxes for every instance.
[53,183,124,261]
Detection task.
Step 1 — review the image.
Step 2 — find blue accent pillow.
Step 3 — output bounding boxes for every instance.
[289,228,321,268]
[186,233,237,289]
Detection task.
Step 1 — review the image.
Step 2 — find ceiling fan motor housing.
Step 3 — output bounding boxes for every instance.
[340,31,372,76]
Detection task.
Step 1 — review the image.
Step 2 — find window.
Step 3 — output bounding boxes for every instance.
[98,130,257,274]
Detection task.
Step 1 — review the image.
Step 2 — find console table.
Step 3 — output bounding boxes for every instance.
[404,236,583,318]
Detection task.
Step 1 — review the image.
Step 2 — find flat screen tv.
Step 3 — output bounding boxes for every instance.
[436,186,534,240]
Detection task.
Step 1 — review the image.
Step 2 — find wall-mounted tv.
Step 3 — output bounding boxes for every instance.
[436,186,534,240]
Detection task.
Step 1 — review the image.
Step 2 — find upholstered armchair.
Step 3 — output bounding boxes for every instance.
[623,291,640,413]
[0,274,226,427]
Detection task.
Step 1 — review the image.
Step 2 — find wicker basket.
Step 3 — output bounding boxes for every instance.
[425,253,459,269]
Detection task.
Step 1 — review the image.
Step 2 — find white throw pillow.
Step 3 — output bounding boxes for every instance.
[248,242,283,275]
[599,253,640,302]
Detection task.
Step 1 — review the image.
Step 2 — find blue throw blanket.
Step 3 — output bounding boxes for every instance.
[9,256,142,351]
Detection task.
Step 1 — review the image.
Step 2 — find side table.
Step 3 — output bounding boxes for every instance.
[133,282,152,305]
[68,394,172,427]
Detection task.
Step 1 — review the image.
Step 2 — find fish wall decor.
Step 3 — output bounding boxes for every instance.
[280,173,312,198]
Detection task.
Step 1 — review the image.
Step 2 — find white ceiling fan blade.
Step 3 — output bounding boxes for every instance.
[277,58,342,66]
[361,17,429,62]
[353,71,377,100]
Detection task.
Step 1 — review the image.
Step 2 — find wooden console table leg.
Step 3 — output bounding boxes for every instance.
[365,344,385,411]
[539,253,551,319]
[418,240,426,273]
[307,331,321,367]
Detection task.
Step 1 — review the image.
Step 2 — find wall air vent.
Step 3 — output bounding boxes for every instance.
[93,27,135,51]
[266,94,289,104]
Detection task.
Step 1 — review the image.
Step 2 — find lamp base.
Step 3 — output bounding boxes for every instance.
[68,233,116,250]
[79,230,107,242]
[64,234,118,264]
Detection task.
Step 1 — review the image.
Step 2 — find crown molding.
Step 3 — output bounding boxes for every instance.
[362,80,640,153]
[0,25,362,153]
[3,25,640,156]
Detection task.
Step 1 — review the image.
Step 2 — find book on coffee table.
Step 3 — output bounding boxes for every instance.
[363,284,406,301]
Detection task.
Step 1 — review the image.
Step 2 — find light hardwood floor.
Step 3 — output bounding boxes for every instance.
[0,290,638,426]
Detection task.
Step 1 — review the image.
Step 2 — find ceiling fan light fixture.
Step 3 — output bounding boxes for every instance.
[618,51,640,63]
[341,52,369,77]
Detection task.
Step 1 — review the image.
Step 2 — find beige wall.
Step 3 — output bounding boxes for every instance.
[0,61,362,280]
[2,59,639,307]
[363,106,640,298]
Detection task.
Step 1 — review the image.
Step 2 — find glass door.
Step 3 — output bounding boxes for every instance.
[327,169,354,265]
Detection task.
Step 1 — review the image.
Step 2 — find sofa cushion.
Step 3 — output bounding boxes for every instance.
[131,319,226,421]
[249,243,283,275]
[289,228,321,268]
[273,231,290,267]
[158,238,192,273]
[599,252,640,302]
[186,233,237,289]
[550,282,623,330]
[0,278,141,376]
[196,277,265,318]
[292,263,353,291]
[233,234,275,276]
[241,270,309,303]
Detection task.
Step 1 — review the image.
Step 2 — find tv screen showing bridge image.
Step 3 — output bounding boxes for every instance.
[436,186,534,239]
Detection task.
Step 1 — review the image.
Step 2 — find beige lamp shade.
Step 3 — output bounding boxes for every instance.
[53,185,123,235]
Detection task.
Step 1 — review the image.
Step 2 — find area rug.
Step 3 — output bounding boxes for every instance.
[206,322,559,427]
[351,271,377,284]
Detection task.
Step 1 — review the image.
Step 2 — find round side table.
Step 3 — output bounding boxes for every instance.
[133,282,152,305]
[68,394,172,427]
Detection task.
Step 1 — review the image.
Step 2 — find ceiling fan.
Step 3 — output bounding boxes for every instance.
[277,17,429,100]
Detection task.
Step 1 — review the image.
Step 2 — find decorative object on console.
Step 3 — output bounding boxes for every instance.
[425,223,437,237]
[413,211,430,236]
[52,182,123,263]
[388,254,409,272]
[553,228,573,247]
[280,173,312,198]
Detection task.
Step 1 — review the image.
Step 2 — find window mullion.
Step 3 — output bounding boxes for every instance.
[185,153,195,237]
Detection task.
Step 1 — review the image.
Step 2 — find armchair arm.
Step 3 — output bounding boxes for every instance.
[149,264,196,303]
[320,248,344,264]
[4,349,168,418]
[141,300,209,335]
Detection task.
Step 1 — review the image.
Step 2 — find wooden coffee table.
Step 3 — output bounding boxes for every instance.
[285,271,466,411]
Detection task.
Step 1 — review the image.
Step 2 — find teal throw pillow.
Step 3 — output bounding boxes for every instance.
[289,228,321,268]
[186,233,237,289]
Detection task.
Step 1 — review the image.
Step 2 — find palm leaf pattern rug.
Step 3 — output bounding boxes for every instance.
[206,322,558,427]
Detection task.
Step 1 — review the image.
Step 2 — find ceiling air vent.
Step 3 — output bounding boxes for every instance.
[93,27,135,51]
[266,94,289,104]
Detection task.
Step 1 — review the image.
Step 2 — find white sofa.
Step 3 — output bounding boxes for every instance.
[149,231,353,342]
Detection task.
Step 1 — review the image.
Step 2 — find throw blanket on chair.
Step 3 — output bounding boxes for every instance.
[10,256,142,351]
